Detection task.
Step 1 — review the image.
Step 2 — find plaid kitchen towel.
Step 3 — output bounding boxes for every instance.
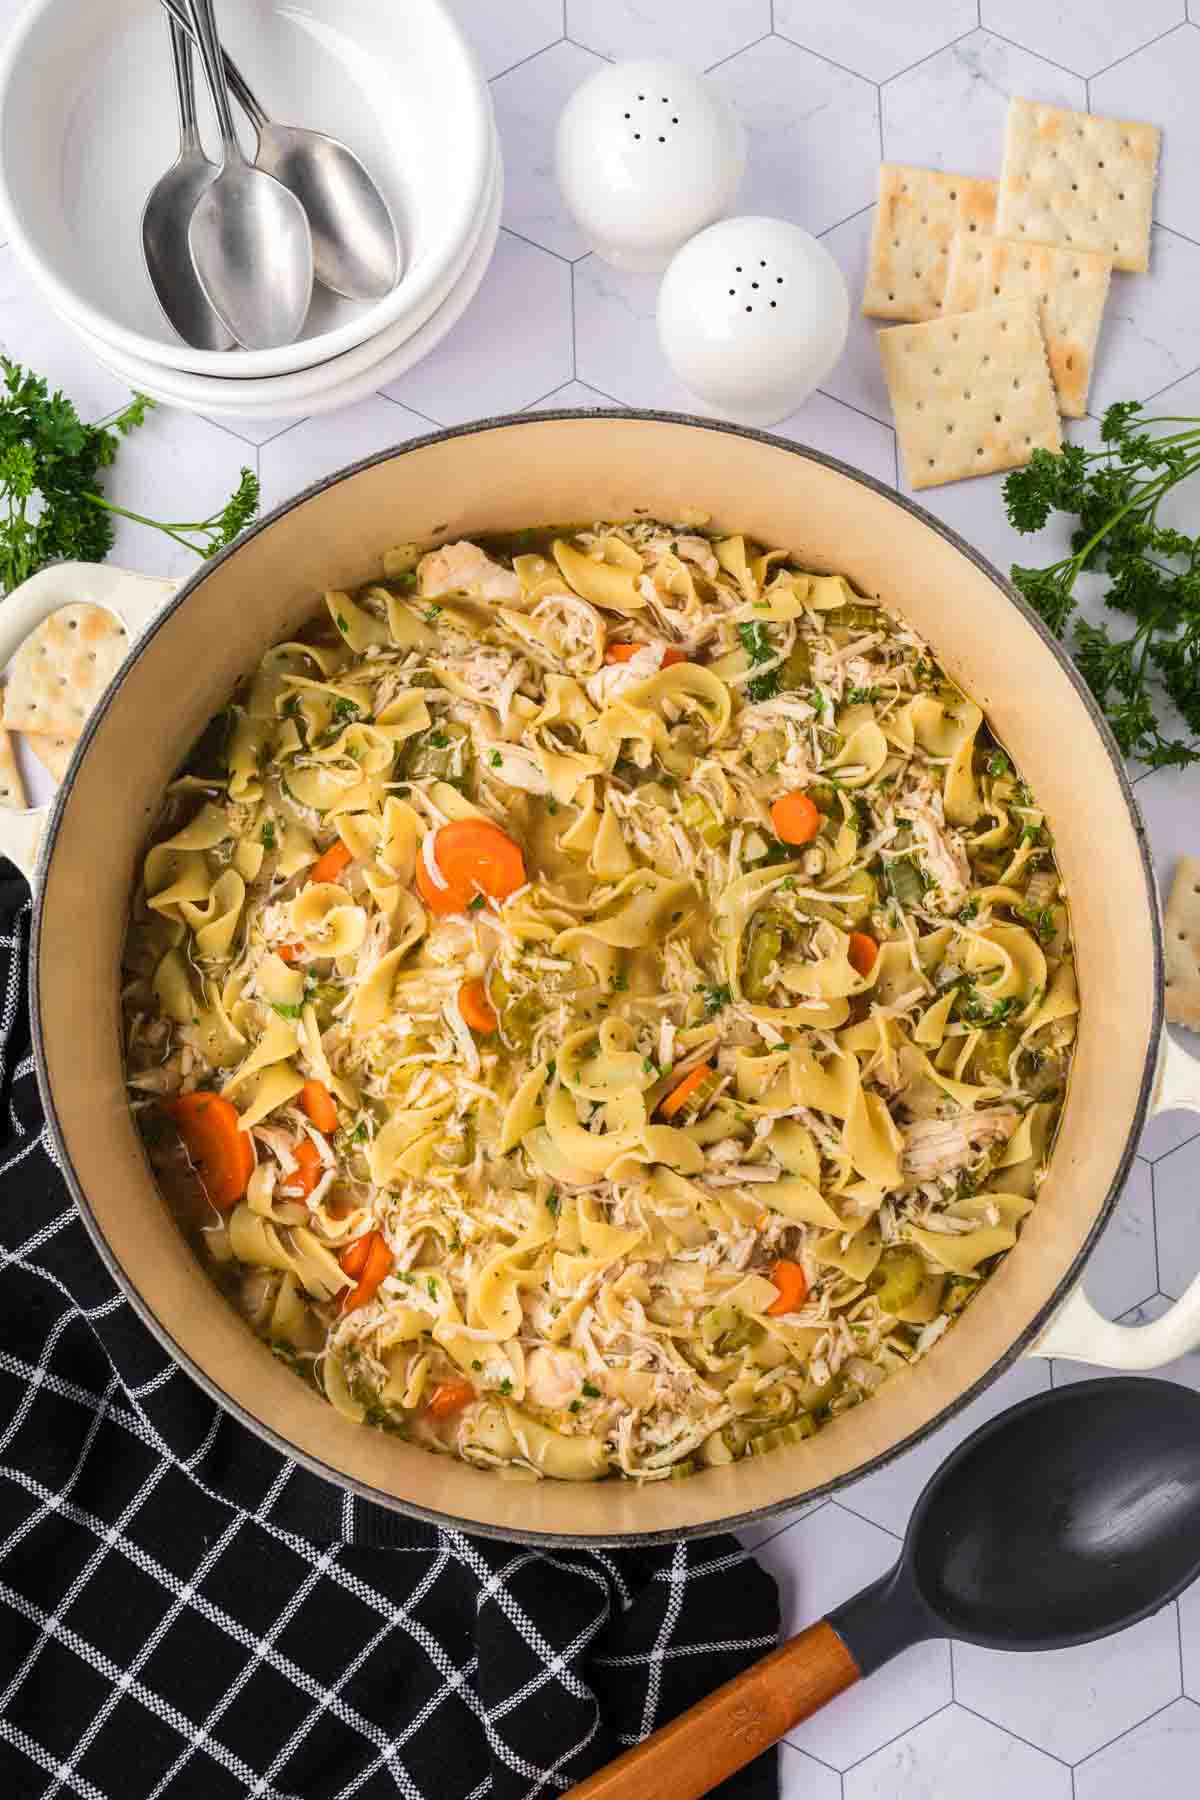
[0,866,779,1800]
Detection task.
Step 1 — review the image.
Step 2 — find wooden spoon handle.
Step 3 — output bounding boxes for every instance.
[565,1620,860,1800]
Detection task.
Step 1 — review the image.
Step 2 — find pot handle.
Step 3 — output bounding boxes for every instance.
[1031,1030,1200,1367]
[0,563,178,885]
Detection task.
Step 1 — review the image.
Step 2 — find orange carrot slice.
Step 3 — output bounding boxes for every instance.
[659,1060,715,1121]
[458,979,498,1033]
[308,839,352,886]
[767,1259,808,1316]
[339,1230,392,1311]
[604,642,686,667]
[277,943,303,965]
[300,1079,338,1135]
[847,931,878,977]
[162,1092,254,1211]
[769,792,821,846]
[415,820,527,918]
[426,1380,476,1420]
[287,1137,324,1202]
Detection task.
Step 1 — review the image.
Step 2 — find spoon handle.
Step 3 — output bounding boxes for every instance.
[165,0,268,139]
[561,1622,860,1800]
[167,15,201,151]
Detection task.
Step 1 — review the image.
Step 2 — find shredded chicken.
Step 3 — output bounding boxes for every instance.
[901,1110,1019,1179]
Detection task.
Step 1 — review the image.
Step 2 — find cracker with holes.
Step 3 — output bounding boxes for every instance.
[996,98,1160,275]
[863,164,999,322]
[1165,855,1200,1032]
[25,732,75,784]
[0,725,26,810]
[879,300,1061,491]
[1,603,129,737]
[943,233,1112,418]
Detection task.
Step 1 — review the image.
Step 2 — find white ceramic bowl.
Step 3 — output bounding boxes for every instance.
[0,0,492,378]
[75,131,501,414]
[84,156,503,421]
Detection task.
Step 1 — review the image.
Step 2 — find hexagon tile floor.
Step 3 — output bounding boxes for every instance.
[4,1,1200,1794]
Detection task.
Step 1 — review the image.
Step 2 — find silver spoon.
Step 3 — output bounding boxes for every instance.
[184,0,313,351]
[159,0,401,303]
[141,16,235,351]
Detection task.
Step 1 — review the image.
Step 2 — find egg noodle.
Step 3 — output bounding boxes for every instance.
[123,520,1076,1484]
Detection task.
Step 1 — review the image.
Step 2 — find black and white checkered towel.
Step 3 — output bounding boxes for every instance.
[0,866,779,1800]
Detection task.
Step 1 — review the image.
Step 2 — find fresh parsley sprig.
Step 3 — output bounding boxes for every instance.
[0,358,258,594]
[1004,401,1200,768]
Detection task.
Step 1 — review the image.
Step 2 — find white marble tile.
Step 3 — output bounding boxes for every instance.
[198,413,309,450]
[839,1356,1052,1538]
[754,1503,951,1768]
[844,1704,1071,1800]
[564,0,770,73]
[1139,1086,1200,1163]
[1051,1293,1200,1392]
[1092,25,1200,247]
[773,389,897,488]
[778,0,977,84]
[100,407,260,583]
[1182,1580,1200,1697]
[982,1,1187,80]
[881,30,1085,178]
[1075,1698,1200,1800]
[1088,230,1200,415]
[1154,1134,1200,1299]
[493,41,607,259]
[443,0,563,81]
[954,1606,1182,1763]
[257,395,431,515]
[0,247,132,424]
[382,233,573,424]
[1083,1158,1159,1316]
[708,37,880,235]
[736,1496,828,1554]
[574,257,697,408]
[522,379,619,409]
[818,208,895,426]
[778,1739,842,1800]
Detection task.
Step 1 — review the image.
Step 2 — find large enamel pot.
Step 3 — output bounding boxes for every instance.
[3,412,1199,1545]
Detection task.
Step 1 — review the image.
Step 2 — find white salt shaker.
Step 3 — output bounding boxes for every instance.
[555,58,745,272]
[657,216,850,427]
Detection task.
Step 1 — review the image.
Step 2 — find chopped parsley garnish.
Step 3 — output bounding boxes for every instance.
[267,1000,303,1019]
[987,751,1011,777]
[489,750,503,768]
[568,1399,582,1413]
[472,1359,483,1371]
[335,613,349,633]
[426,1276,438,1301]
[581,1381,601,1399]
[846,685,880,704]
[427,729,449,749]
[545,1189,560,1217]
[699,982,731,1018]
[498,1377,513,1397]
[423,604,442,624]
[260,820,276,851]
[330,695,363,725]
[350,1121,369,1143]
[642,1057,659,1076]
[611,970,629,992]
[737,619,779,703]
[958,899,980,924]
[466,893,486,912]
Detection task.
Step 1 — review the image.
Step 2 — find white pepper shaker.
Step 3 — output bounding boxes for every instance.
[555,58,745,272]
[657,216,850,426]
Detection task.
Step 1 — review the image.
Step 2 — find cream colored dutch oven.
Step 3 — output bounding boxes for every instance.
[1,412,1198,1545]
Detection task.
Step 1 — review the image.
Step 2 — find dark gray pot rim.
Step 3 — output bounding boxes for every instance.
[29,407,1163,1546]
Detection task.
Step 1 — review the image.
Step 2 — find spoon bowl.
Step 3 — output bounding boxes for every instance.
[183,0,313,351]
[571,1378,1200,1799]
[140,16,234,350]
[908,1378,1200,1647]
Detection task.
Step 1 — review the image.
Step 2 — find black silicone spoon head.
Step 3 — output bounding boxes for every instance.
[832,1377,1200,1669]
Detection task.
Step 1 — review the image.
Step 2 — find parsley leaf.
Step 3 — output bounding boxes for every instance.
[737,619,780,703]
[699,982,731,1018]
[260,820,276,851]
[1005,407,1200,767]
[0,359,257,591]
[581,1380,601,1399]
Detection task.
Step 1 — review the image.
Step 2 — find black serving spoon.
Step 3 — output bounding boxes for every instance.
[569,1378,1200,1799]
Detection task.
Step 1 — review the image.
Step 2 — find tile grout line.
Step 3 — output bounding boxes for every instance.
[568,263,577,380]
[814,386,893,432]
[1072,1690,1187,1772]
[702,29,775,77]
[828,1696,957,1775]
[980,26,1098,86]
[486,34,567,88]
[952,1700,1074,1769]
[866,27,986,94]
[500,225,574,268]
[1090,18,1196,84]
[768,30,888,89]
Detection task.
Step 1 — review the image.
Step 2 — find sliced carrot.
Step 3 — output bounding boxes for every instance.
[604,642,687,667]
[415,820,527,918]
[287,1137,324,1202]
[277,942,303,965]
[308,839,352,887]
[339,1230,392,1311]
[659,1060,715,1121]
[162,1092,254,1211]
[770,791,821,846]
[766,1259,809,1316]
[458,979,498,1033]
[300,1078,338,1135]
[426,1379,476,1421]
[847,931,879,977]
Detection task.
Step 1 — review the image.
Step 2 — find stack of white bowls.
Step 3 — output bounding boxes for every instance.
[0,0,499,420]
